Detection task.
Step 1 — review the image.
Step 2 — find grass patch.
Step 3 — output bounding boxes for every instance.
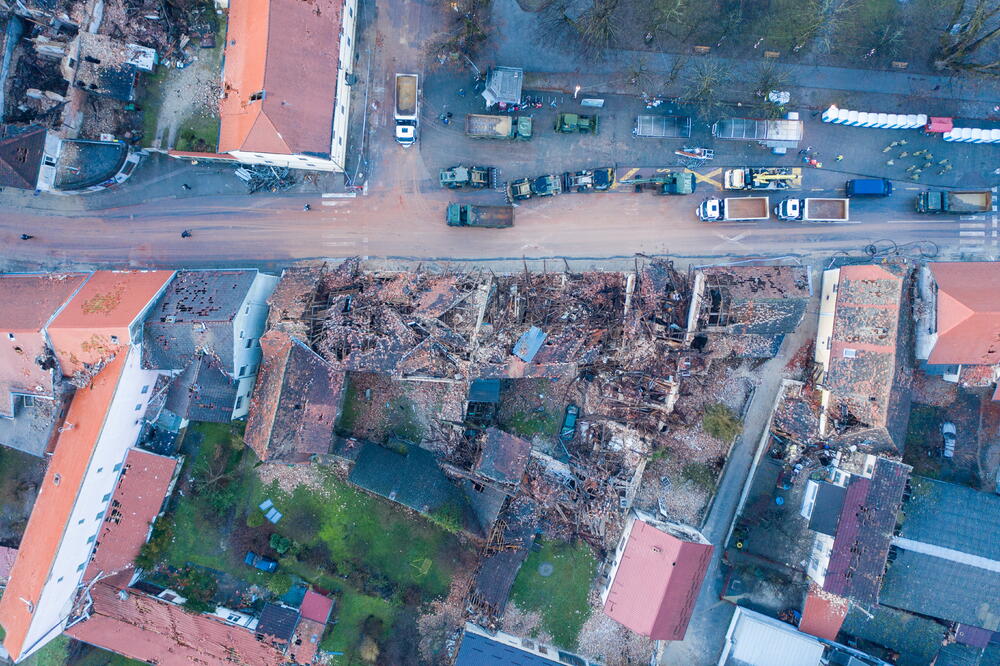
[336,377,365,434]
[503,407,562,438]
[21,635,69,666]
[74,644,149,666]
[509,538,597,649]
[702,403,742,442]
[682,462,718,492]
[138,67,169,147]
[903,404,943,479]
[319,590,396,654]
[174,111,220,153]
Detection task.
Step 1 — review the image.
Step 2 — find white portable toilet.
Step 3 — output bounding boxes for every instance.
[822,105,839,123]
[915,114,928,128]
[989,129,1000,143]
[876,113,889,128]
[904,114,919,128]
[970,128,984,143]
[857,112,871,127]
[836,109,850,124]
[847,110,860,126]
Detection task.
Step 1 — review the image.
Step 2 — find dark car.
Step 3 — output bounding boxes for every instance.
[560,404,579,441]
[244,551,278,573]
[845,178,892,198]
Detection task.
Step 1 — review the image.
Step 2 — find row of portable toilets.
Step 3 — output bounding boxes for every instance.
[821,105,1000,143]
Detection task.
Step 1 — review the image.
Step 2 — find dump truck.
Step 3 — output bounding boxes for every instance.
[562,168,614,192]
[465,114,533,140]
[555,113,600,134]
[916,190,992,214]
[394,74,419,146]
[446,203,514,228]
[531,174,562,197]
[634,115,692,138]
[439,165,498,189]
[724,167,801,191]
[774,198,850,222]
[508,178,532,201]
[697,196,770,222]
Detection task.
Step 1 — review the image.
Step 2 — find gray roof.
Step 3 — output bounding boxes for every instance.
[256,602,299,641]
[897,477,1000,559]
[840,604,946,666]
[143,270,257,375]
[455,627,560,666]
[482,66,523,106]
[808,482,847,537]
[163,355,237,423]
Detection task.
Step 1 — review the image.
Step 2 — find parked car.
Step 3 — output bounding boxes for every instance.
[845,178,892,198]
[941,422,956,458]
[560,404,579,441]
[244,551,278,572]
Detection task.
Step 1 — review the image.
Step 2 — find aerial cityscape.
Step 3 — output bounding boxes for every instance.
[0,0,998,664]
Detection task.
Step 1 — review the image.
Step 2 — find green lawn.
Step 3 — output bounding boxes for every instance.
[174,111,221,153]
[319,590,396,653]
[509,538,597,649]
[21,636,146,665]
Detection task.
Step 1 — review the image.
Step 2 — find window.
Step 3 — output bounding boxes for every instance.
[53,474,61,486]
[250,90,265,101]
[113,462,122,472]
[96,467,103,473]
[239,330,245,339]
[77,562,86,572]
[57,576,64,583]
[87,535,96,544]
[141,385,150,394]
[96,510,105,520]
[135,403,143,411]
[245,338,253,349]
[78,518,85,525]
[110,335,119,344]
[245,305,250,315]
[239,365,247,377]
[349,6,353,16]
[6,333,13,341]
[235,396,244,410]
[102,493,112,502]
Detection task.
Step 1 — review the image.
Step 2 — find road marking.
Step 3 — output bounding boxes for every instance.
[960,231,986,237]
[905,187,920,190]
[322,192,357,198]
[689,167,723,190]
[322,200,349,207]
[960,222,985,229]
[324,241,357,247]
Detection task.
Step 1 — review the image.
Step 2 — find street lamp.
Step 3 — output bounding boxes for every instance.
[574,85,581,99]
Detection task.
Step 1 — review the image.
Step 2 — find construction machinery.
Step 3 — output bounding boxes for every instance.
[555,113,600,134]
[774,198,849,222]
[508,178,533,201]
[698,196,770,222]
[439,165,498,189]
[724,167,801,190]
[446,203,514,228]
[465,114,533,140]
[916,190,992,214]
[530,174,562,197]
[616,170,695,195]
[394,74,419,146]
[562,167,614,192]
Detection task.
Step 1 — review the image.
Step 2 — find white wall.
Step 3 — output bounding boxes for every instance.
[18,346,160,661]
[226,150,340,172]
[330,0,359,174]
[229,272,278,419]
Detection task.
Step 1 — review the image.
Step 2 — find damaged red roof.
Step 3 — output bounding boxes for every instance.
[799,587,848,640]
[928,262,1000,366]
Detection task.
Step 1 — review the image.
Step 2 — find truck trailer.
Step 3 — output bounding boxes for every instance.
[394,74,419,146]
[774,198,849,222]
[465,114,533,140]
[724,168,801,190]
[698,196,770,222]
[915,190,992,214]
[446,204,514,228]
[634,115,692,138]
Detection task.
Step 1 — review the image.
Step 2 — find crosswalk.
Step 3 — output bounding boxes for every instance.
[957,188,999,256]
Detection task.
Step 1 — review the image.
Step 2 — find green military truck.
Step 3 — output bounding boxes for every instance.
[555,113,600,134]
[439,165,498,189]
[915,190,992,214]
[446,204,514,228]
[465,114,533,140]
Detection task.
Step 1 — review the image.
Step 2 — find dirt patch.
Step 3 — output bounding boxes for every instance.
[903,391,983,487]
[257,463,330,496]
[911,369,960,407]
[576,594,655,666]
[337,373,465,444]
[146,42,223,149]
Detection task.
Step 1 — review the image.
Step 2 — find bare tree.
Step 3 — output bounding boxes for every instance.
[934,0,1000,75]
[750,61,792,118]
[683,59,730,121]
[644,0,687,43]
[575,0,622,58]
[536,0,577,47]
[428,0,495,63]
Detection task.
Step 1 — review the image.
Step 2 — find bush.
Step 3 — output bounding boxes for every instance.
[266,572,293,597]
[167,566,218,613]
[135,520,174,569]
[427,503,462,534]
[270,533,293,554]
[702,403,742,442]
[682,462,718,492]
[246,511,265,528]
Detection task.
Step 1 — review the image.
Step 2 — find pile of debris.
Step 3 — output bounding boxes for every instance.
[236,165,297,194]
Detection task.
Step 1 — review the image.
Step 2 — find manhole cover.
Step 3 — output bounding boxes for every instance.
[538,562,554,577]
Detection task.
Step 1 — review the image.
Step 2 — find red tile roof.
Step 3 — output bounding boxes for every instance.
[65,582,288,666]
[289,617,324,665]
[799,587,848,640]
[0,273,88,415]
[218,0,343,156]
[48,271,173,377]
[85,448,178,579]
[0,355,126,661]
[298,589,333,624]
[928,262,1000,365]
[603,519,713,641]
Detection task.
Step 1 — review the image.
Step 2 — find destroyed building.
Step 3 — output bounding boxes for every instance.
[814,264,911,452]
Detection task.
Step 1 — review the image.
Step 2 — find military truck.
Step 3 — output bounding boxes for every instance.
[465,114,533,140]
[555,113,600,134]
[915,190,992,214]
[446,204,514,228]
[508,178,533,201]
[530,174,562,197]
[439,165,498,189]
[562,167,614,192]
[616,170,695,195]
[697,196,770,222]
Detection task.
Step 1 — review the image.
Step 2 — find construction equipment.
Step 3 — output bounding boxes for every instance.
[555,113,600,134]
[394,74,419,146]
[561,167,614,192]
[507,178,532,201]
[465,114,533,140]
[634,115,692,138]
[774,198,849,222]
[698,196,770,222]
[530,174,562,197]
[446,203,514,228]
[618,171,695,195]
[439,165,498,189]
[724,167,801,190]
[916,190,992,214]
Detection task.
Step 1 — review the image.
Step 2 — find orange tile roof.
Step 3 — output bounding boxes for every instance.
[48,271,173,377]
[0,273,88,414]
[289,617,324,665]
[65,581,288,666]
[798,587,848,641]
[928,262,1000,365]
[218,0,342,156]
[85,448,178,580]
[0,355,126,661]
